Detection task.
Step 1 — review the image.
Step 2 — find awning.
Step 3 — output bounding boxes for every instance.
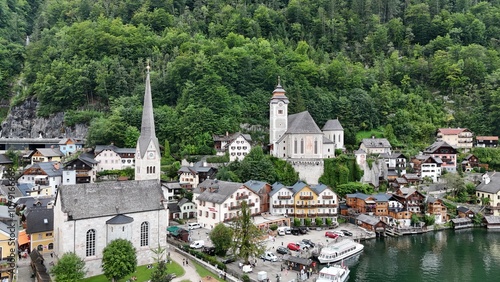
[18,230,30,246]
[167,226,180,236]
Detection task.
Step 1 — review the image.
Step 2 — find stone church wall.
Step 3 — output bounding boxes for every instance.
[289,159,324,184]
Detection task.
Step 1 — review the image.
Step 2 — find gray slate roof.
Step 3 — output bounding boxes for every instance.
[106,214,134,224]
[451,217,472,224]
[424,141,456,153]
[311,183,329,194]
[322,119,344,131]
[35,148,64,157]
[0,154,13,164]
[58,180,164,220]
[290,181,308,194]
[269,182,289,196]
[484,216,500,224]
[26,207,54,234]
[26,161,63,177]
[244,180,267,193]
[476,172,500,194]
[286,111,322,134]
[196,179,244,204]
[167,202,181,213]
[357,214,383,226]
[361,138,391,149]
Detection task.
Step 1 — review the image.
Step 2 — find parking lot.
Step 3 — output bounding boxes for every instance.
[184,223,374,281]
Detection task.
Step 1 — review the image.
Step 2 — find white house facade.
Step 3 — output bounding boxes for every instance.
[269,183,294,216]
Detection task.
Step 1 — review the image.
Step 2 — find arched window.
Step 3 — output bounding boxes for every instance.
[37,245,43,251]
[48,243,54,250]
[86,229,96,257]
[141,222,149,247]
[294,139,297,154]
[300,138,304,154]
[314,139,318,154]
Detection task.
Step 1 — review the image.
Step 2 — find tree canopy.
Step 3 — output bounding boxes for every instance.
[102,239,137,282]
[50,252,86,282]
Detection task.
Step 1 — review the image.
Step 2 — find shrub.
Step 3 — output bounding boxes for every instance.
[242,274,250,282]
[269,224,278,231]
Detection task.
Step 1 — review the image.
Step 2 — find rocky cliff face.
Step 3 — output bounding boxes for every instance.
[0,97,88,139]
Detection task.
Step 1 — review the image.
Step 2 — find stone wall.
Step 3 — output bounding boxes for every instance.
[289,159,324,184]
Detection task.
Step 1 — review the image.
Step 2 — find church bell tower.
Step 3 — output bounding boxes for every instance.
[135,66,161,181]
[269,77,289,157]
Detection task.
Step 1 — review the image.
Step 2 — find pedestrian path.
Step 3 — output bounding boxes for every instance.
[169,251,203,282]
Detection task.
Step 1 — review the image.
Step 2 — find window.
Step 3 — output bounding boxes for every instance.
[46,232,52,237]
[141,222,149,247]
[37,245,43,251]
[294,139,297,154]
[86,229,96,257]
[300,139,304,154]
[278,110,283,114]
[48,243,53,250]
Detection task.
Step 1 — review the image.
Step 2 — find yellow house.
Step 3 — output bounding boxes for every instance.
[26,208,54,254]
[29,148,64,164]
[291,182,318,220]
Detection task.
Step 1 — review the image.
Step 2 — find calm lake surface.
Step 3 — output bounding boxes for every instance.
[348,228,500,282]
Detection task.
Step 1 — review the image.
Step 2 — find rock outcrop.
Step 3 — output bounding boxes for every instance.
[1,97,88,139]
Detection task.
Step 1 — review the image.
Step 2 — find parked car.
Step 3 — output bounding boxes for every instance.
[277,246,291,255]
[341,229,353,236]
[301,239,315,248]
[242,264,253,273]
[299,227,308,234]
[334,230,345,237]
[295,242,309,250]
[189,240,204,249]
[187,222,202,230]
[222,255,236,264]
[261,251,278,262]
[291,228,300,235]
[325,231,339,239]
[287,242,300,251]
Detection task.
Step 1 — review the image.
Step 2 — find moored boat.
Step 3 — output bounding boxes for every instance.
[318,239,364,264]
[316,264,350,282]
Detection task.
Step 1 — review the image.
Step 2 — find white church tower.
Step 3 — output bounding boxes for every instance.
[135,66,161,180]
[269,77,289,157]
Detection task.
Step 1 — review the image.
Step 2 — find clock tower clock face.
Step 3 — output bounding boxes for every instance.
[147,151,156,159]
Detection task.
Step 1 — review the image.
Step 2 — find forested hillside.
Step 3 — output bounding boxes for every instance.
[2,0,500,154]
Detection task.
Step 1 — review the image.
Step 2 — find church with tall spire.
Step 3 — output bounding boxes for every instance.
[135,65,161,181]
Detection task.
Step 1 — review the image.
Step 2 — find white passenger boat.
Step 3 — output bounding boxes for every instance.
[316,264,350,282]
[318,239,364,264]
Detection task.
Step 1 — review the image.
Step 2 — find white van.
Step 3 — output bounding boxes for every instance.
[188,222,202,230]
[190,240,204,249]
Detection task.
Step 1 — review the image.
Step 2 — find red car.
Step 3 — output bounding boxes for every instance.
[325,231,339,239]
[287,242,300,251]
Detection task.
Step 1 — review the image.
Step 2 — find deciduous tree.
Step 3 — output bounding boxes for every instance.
[102,239,137,282]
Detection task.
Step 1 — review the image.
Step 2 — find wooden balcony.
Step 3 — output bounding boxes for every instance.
[295,204,314,208]
[35,180,49,185]
[294,214,307,218]
[285,204,295,208]
[273,205,285,208]
[322,196,334,200]
[228,205,240,211]
[316,204,338,208]
[300,195,314,200]
[236,195,249,200]
[278,195,291,199]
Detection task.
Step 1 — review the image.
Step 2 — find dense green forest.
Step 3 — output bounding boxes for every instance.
[2,0,500,155]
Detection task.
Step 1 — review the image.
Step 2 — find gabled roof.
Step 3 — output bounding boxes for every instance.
[346,193,370,200]
[167,202,181,213]
[476,172,500,194]
[427,196,442,204]
[195,179,246,204]
[58,180,164,220]
[357,214,385,226]
[290,181,309,194]
[26,207,54,234]
[178,161,215,174]
[424,141,456,153]
[322,119,343,131]
[63,153,98,169]
[438,128,470,135]
[361,138,391,149]
[372,193,391,202]
[311,183,329,194]
[286,111,322,134]
[476,136,498,141]
[23,161,63,177]
[178,198,190,206]
[244,180,268,193]
[0,154,13,164]
[322,136,334,144]
[58,138,84,145]
[95,145,135,155]
[269,182,290,196]
[32,148,64,157]
[457,206,472,213]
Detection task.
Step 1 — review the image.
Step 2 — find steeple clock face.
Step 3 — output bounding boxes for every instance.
[147,151,156,159]
[278,101,284,107]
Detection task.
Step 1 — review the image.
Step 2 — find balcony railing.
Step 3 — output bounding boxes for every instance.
[294,214,307,218]
[295,204,314,208]
[278,195,291,200]
[236,195,249,200]
[300,195,314,200]
[285,204,295,208]
[322,196,334,200]
[316,204,338,208]
[228,205,240,210]
[273,205,284,208]
[35,180,49,185]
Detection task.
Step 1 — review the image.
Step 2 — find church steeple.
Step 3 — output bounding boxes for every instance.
[135,65,160,181]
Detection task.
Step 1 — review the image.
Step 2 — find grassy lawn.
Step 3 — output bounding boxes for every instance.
[82,261,185,282]
[356,127,385,143]
[192,261,225,282]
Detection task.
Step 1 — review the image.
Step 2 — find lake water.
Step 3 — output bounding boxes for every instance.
[348,228,500,282]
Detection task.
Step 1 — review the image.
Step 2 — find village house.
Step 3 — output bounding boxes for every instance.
[475,136,498,147]
[269,183,294,216]
[427,197,449,224]
[17,162,62,196]
[392,187,426,213]
[410,154,442,183]
[436,127,474,151]
[177,160,217,188]
[167,198,196,220]
[29,148,64,164]
[25,207,54,255]
[461,154,480,172]
[62,153,98,185]
[346,193,390,217]
[356,214,387,233]
[457,206,475,218]
[423,141,458,173]
[243,180,272,213]
[213,132,252,162]
[94,144,135,171]
[58,138,84,156]
[476,172,500,216]
[162,181,184,202]
[359,138,392,155]
[193,179,261,229]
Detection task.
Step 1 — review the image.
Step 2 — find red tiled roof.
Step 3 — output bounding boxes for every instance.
[476,136,498,141]
[438,128,468,135]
